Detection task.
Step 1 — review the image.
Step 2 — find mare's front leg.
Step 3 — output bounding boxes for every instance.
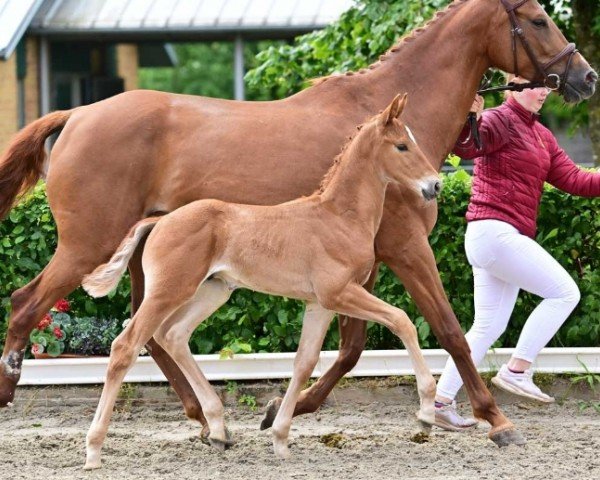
[260,266,376,430]
[128,238,209,437]
[375,199,524,446]
[271,303,335,458]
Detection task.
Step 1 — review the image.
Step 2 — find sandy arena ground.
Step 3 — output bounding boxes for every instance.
[0,378,598,480]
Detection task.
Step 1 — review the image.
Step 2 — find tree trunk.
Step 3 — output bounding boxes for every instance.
[572,0,600,165]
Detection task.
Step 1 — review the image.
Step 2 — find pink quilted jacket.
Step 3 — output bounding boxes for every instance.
[453,97,600,238]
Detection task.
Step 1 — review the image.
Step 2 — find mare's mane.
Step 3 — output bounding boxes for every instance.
[311,0,470,87]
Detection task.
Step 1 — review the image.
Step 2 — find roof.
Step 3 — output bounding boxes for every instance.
[27,0,354,40]
[0,0,44,60]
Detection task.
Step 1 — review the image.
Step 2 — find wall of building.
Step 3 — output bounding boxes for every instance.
[0,54,18,153]
[116,44,138,91]
[24,37,39,125]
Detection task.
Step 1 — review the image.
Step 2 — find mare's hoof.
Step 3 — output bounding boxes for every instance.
[260,397,283,431]
[208,428,235,451]
[489,427,526,447]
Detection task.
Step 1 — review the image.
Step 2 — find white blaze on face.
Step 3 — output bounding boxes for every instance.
[405,125,417,146]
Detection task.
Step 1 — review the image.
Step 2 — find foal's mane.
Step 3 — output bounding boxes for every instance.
[315,117,373,195]
[311,0,470,87]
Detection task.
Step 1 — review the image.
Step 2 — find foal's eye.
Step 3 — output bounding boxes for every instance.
[396,144,408,152]
[531,18,547,28]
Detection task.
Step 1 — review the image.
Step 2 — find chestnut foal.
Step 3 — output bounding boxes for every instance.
[81,95,441,467]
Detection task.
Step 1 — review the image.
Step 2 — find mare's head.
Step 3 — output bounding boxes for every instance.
[485,0,596,102]
[365,94,441,201]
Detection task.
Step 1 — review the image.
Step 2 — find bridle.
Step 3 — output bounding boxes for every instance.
[468,0,578,149]
[478,0,578,95]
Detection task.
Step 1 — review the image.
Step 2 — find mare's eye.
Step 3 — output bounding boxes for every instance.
[532,18,547,28]
[396,144,408,152]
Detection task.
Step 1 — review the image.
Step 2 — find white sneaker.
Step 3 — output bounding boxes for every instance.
[434,400,479,432]
[492,364,555,403]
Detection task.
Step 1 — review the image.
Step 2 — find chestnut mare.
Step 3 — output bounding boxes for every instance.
[0,0,596,447]
[80,95,441,467]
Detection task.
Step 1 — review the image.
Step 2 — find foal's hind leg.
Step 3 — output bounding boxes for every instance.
[271,303,334,459]
[0,246,98,406]
[128,239,209,436]
[153,279,234,450]
[322,283,436,429]
[85,295,187,470]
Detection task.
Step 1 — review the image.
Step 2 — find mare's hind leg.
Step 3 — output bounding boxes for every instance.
[0,246,99,406]
[322,283,436,430]
[271,303,334,459]
[128,238,209,436]
[153,279,234,450]
[85,293,192,470]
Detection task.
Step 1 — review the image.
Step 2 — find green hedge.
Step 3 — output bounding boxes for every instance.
[1,170,598,355]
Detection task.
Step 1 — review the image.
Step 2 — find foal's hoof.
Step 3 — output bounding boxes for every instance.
[260,397,283,430]
[208,428,235,451]
[83,457,102,470]
[200,424,211,445]
[489,426,526,447]
[417,419,433,435]
[409,420,432,444]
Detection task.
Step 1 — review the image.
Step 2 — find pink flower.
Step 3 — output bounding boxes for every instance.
[37,314,52,330]
[53,326,64,340]
[54,299,70,313]
[31,344,40,355]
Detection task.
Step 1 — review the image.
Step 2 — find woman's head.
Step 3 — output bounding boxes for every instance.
[505,74,551,113]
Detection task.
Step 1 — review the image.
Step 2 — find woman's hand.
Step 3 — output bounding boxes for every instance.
[471,95,484,121]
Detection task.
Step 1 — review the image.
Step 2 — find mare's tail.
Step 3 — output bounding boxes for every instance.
[0,110,73,220]
[82,217,161,297]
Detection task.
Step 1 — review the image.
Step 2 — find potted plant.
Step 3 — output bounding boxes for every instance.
[64,316,122,356]
[29,312,67,358]
[30,299,123,358]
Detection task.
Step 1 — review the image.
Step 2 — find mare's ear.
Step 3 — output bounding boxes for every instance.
[378,93,407,128]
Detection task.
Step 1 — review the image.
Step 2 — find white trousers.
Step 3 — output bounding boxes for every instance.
[436,219,580,400]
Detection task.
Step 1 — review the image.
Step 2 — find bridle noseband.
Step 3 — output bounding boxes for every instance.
[468,0,579,149]
[479,0,578,95]
[501,0,576,92]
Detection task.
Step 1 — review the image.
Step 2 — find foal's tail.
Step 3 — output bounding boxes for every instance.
[83,217,161,298]
[0,110,74,220]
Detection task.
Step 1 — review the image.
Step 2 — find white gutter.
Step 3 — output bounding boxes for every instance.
[17,348,600,386]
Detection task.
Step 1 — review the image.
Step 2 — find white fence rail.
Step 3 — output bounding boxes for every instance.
[17,347,600,386]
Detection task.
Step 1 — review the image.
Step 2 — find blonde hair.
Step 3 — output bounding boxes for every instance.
[504,73,517,99]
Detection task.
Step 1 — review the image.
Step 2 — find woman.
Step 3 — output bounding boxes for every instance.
[433,75,600,432]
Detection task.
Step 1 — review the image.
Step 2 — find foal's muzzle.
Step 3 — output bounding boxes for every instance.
[421,178,443,201]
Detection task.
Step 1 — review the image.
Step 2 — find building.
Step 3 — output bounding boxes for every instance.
[0,0,352,151]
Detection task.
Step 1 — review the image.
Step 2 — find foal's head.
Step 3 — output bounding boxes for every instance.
[365,94,441,201]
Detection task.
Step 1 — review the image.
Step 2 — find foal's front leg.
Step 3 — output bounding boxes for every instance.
[271,303,334,459]
[323,283,436,429]
[261,266,377,430]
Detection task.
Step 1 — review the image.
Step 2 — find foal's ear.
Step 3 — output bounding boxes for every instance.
[379,93,408,127]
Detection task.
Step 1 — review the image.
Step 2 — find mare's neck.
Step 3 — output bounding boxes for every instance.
[298,0,492,170]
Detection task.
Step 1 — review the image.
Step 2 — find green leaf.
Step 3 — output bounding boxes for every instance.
[46,341,62,357]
